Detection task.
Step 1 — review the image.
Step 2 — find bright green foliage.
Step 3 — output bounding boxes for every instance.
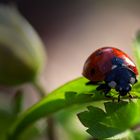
[78,100,140,139]
[8,77,98,139]
[55,107,92,140]
[7,77,140,140]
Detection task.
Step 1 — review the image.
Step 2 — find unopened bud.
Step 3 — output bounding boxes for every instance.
[0,5,46,85]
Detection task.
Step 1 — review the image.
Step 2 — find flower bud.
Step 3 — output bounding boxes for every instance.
[0,5,46,85]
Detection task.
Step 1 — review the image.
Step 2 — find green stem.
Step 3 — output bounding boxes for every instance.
[33,80,56,140]
[32,80,47,98]
[12,89,23,115]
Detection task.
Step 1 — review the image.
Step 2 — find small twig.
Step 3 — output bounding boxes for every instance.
[47,117,56,140]
[33,80,47,98]
[12,89,23,115]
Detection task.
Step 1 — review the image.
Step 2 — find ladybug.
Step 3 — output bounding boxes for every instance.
[83,47,138,101]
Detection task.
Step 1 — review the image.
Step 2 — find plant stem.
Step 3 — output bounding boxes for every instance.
[47,117,56,140]
[33,80,56,140]
[12,89,23,115]
[33,80,47,98]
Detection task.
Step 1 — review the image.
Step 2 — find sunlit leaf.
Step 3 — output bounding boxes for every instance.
[78,100,140,139]
[7,77,140,139]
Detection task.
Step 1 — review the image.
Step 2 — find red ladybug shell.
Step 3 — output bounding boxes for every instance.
[83,47,138,82]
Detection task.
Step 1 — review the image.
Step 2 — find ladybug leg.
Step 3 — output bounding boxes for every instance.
[128,92,133,101]
[112,98,115,102]
[118,95,121,102]
[128,92,133,98]
[96,83,108,90]
[96,83,111,97]
[104,88,112,98]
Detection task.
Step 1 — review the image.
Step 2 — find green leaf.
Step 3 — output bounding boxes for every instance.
[78,106,122,139]
[78,100,140,139]
[7,77,97,139]
[7,77,140,139]
[133,131,140,140]
[104,101,140,129]
[55,105,96,140]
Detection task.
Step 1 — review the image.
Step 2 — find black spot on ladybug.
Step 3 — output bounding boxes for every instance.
[96,50,103,56]
[83,47,138,101]
[91,68,95,75]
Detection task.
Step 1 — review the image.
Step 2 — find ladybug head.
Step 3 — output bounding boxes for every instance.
[115,82,132,96]
[106,67,137,96]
